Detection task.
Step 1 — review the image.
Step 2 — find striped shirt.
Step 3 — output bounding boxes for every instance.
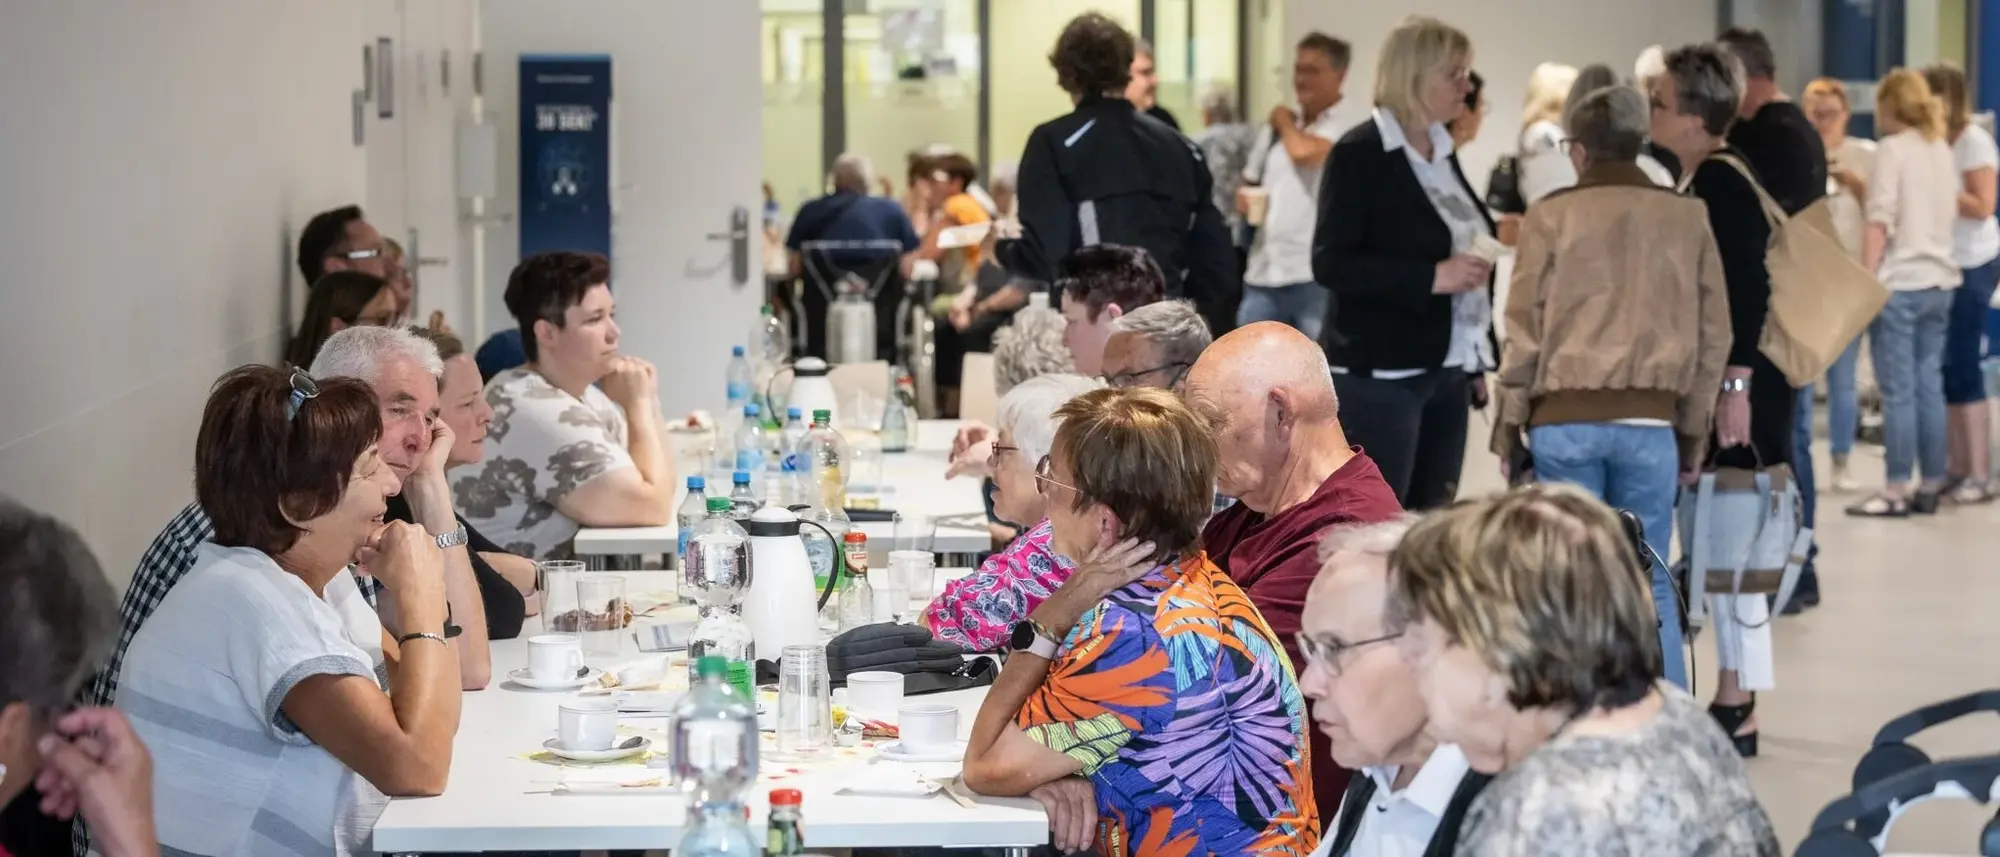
[117,543,388,856]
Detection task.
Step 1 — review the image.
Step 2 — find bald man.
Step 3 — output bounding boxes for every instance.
[1186,321,1403,812]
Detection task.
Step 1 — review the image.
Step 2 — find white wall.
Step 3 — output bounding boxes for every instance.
[0,2,369,584]
[1286,0,1715,193]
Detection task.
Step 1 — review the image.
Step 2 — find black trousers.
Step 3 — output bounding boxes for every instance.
[1333,370,1469,510]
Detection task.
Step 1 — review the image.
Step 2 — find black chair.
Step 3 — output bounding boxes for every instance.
[1796,690,2000,856]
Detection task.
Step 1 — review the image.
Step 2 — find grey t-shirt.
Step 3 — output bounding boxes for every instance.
[1457,683,1781,857]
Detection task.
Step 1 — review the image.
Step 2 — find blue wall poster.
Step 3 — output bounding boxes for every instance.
[519,54,612,262]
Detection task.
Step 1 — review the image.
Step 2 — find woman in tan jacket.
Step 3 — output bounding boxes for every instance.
[1493,83,1733,692]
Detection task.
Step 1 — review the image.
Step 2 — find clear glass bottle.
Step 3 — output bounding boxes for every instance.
[671,655,761,803]
[836,532,873,631]
[880,366,911,453]
[765,788,805,855]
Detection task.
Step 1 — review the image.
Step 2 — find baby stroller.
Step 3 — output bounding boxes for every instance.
[1796,689,2000,856]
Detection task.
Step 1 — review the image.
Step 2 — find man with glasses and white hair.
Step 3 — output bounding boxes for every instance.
[1185,321,1404,818]
[1301,520,1489,857]
[1099,299,1211,391]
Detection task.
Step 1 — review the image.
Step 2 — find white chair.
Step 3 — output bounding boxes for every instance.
[960,352,998,425]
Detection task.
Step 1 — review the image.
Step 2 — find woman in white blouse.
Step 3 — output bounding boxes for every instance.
[1803,78,1876,493]
[1846,70,1964,518]
[1516,62,1581,204]
[1922,63,2000,504]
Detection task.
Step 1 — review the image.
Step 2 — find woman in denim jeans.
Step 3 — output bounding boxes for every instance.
[1804,79,1876,492]
[1847,70,1964,517]
[1922,64,2000,504]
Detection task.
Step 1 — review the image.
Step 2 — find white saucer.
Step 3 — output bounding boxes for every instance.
[543,735,651,762]
[876,740,967,763]
[507,666,604,690]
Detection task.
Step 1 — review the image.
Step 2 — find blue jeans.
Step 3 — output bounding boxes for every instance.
[1825,335,1863,457]
[1528,422,1689,689]
[1945,260,1999,403]
[1871,288,1954,484]
[1237,281,1328,341]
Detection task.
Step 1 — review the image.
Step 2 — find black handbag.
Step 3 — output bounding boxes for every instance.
[1485,154,1527,215]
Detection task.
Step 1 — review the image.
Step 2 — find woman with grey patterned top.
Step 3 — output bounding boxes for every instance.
[1384,484,1780,856]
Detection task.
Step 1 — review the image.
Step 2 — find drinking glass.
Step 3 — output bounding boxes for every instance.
[893,511,937,555]
[576,575,627,659]
[774,644,832,758]
[536,560,586,636]
[888,550,937,607]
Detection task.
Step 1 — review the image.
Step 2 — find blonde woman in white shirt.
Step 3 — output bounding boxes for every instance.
[1516,63,1580,204]
[1846,70,1963,518]
[1921,63,2000,504]
[1803,78,1876,492]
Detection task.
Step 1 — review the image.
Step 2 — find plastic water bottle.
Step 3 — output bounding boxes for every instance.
[726,346,754,413]
[671,655,760,801]
[754,303,791,366]
[728,470,759,520]
[733,405,768,497]
[881,367,912,453]
[777,407,809,505]
[836,532,874,632]
[675,798,760,857]
[677,476,708,570]
[801,410,850,512]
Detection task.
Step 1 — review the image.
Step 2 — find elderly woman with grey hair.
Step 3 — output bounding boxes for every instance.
[1495,82,1732,696]
[923,373,1105,651]
[0,500,158,857]
[1099,299,1213,391]
[1651,41,1795,755]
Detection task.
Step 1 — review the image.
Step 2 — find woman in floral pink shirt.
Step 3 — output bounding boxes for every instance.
[923,374,1102,650]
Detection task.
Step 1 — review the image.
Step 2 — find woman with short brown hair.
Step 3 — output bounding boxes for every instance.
[1386,484,1779,855]
[118,365,462,856]
[961,387,1317,855]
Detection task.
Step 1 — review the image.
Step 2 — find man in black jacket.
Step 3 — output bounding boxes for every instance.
[999,12,1240,337]
[1719,26,1828,615]
[1303,521,1489,856]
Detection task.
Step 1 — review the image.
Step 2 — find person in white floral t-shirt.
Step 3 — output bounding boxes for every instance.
[455,252,677,560]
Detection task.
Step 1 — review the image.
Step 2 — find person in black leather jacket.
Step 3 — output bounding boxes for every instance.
[999,12,1240,337]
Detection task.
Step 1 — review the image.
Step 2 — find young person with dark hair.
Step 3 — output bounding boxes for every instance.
[295,205,387,285]
[285,272,396,369]
[1055,243,1166,375]
[1003,12,1240,337]
[456,252,677,560]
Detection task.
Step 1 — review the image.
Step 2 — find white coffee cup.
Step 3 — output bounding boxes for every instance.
[846,671,906,719]
[897,702,960,754]
[1241,186,1270,226]
[527,634,584,682]
[557,698,620,751]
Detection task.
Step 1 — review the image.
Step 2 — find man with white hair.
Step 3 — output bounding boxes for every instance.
[1185,321,1404,817]
[85,325,496,718]
[1098,299,1211,391]
[1302,520,1489,856]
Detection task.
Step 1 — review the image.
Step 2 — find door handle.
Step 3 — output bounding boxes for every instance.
[707,206,750,286]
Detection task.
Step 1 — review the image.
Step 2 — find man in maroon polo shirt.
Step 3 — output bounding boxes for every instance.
[1187,321,1404,816]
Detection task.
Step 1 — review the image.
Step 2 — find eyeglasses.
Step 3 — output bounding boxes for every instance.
[988,443,1020,468]
[1102,361,1192,390]
[1297,630,1403,678]
[286,369,321,422]
[1034,455,1079,497]
[334,247,383,262]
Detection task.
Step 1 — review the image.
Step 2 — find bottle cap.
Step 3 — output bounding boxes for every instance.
[706,496,732,513]
[843,531,866,544]
[788,406,803,419]
[813,408,833,423]
[761,304,774,317]
[732,345,746,356]
[745,403,761,417]
[695,655,728,677]
[769,787,802,806]
[734,470,752,484]
[687,475,705,490]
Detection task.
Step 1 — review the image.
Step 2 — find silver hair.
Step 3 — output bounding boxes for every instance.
[1108,300,1212,369]
[1199,87,1239,124]
[0,497,114,711]
[1316,516,1421,568]
[1662,43,1745,137]
[309,324,443,386]
[1565,86,1649,161]
[997,373,1105,465]
[829,152,874,194]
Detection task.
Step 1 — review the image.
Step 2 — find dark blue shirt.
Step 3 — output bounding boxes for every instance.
[785,191,919,268]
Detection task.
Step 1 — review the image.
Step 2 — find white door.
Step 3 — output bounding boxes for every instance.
[479,1,765,420]
[398,0,477,329]
[363,0,408,246]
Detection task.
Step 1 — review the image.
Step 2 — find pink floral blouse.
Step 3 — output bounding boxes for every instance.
[923,518,1074,651]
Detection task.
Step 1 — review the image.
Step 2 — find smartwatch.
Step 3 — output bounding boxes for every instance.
[1009,619,1059,660]
[435,525,469,550]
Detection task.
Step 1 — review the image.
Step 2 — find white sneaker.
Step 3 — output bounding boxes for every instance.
[1831,462,1862,493]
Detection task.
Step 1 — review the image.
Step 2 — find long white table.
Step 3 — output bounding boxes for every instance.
[576,419,992,561]
[372,572,1047,854]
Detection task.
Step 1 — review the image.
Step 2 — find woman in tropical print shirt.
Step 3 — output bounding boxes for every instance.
[922,374,1101,650]
[961,388,1318,855]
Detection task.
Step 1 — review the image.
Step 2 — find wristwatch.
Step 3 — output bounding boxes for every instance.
[1009,619,1059,660]
[434,525,469,550]
[1720,378,1750,394]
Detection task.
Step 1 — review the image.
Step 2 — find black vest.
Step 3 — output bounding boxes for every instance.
[1322,766,1492,857]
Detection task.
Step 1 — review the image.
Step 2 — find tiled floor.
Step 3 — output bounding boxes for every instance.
[1457,420,2000,854]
